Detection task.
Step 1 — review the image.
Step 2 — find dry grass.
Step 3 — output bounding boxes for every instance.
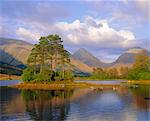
[0,74,21,80]
[10,82,121,90]
[127,80,150,84]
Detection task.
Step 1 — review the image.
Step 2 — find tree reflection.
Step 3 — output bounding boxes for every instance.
[21,89,73,121]
[129,85,150,110]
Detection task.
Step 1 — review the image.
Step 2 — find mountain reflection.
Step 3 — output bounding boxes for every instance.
[0,85,149,121]
[21,89,74,121]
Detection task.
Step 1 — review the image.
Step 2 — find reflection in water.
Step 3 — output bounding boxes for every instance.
[21,89,73,121]
[129,85,150,110]
[0,84,150,121]
[67,90,132,121]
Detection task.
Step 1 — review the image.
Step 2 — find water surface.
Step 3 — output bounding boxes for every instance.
[75,80,126,84]
[0,80,21,86]
[0,80,149,121]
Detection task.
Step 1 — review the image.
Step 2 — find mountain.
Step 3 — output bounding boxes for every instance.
[73,48,103,67]
[0,37,92,75]
[73,47,149,69]
[110,47,150,68]
[0,49,26,75]
[0,37,33,64]
[0,49,25,68]
[115,47,149,64]
[0,38,33,75]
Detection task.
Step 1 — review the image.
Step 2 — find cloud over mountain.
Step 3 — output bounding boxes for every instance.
[16,28,41,44]
[55,16,136,48]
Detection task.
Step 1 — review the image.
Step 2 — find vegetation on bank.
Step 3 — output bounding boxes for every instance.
[89,51,150,80]
[126,80,150,84]
[22,34,73,83]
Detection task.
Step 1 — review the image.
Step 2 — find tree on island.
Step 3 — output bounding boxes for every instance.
[22,34,73,82]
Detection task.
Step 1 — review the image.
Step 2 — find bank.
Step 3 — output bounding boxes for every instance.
[10,81,122,90]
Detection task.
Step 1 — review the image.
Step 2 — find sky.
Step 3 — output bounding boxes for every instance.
[0,0,150,62]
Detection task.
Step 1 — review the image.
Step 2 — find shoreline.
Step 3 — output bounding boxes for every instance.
[126,80,150,84]
[10,82,121,90]
[5,80,150,90]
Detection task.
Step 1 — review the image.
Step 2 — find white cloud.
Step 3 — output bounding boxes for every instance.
[16,27,41,43]
[55,16,136,48]
[15,16,137,49]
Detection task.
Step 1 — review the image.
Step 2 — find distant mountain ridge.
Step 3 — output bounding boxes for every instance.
[114,47,149,64]
[72,47,149,68]
[0,37,32,46]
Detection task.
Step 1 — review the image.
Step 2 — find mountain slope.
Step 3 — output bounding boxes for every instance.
[73,48,103,67]
[0,49,25,68]
[110,47,150,68]
[70,57,93,73]
[115,47,149,64]
[0,49,26,75]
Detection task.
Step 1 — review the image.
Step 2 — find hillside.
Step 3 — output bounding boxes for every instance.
[111,47,150,68]
[73,48,104,67]
[0,38,33,64]
[0,49,26,75]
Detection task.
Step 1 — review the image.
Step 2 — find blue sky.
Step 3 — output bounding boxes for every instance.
[0,0,150,62]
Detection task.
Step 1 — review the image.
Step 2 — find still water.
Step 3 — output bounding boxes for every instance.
[0,80,150,121]
[75,80,126,84]
[0,80,21,86]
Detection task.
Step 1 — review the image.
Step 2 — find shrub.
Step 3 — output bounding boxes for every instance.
[128,69,150,80]
[22,67,35,82]
[64,70,74,81]
[138,72,150,80]
[35,70,51,82]
[127,69,139,80]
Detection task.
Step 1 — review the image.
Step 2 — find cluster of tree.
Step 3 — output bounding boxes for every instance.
[92,67,122,79]
[127,51,150,80]
[92,68,109,79]
[91,51,150,80]
[22,34,73,82]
